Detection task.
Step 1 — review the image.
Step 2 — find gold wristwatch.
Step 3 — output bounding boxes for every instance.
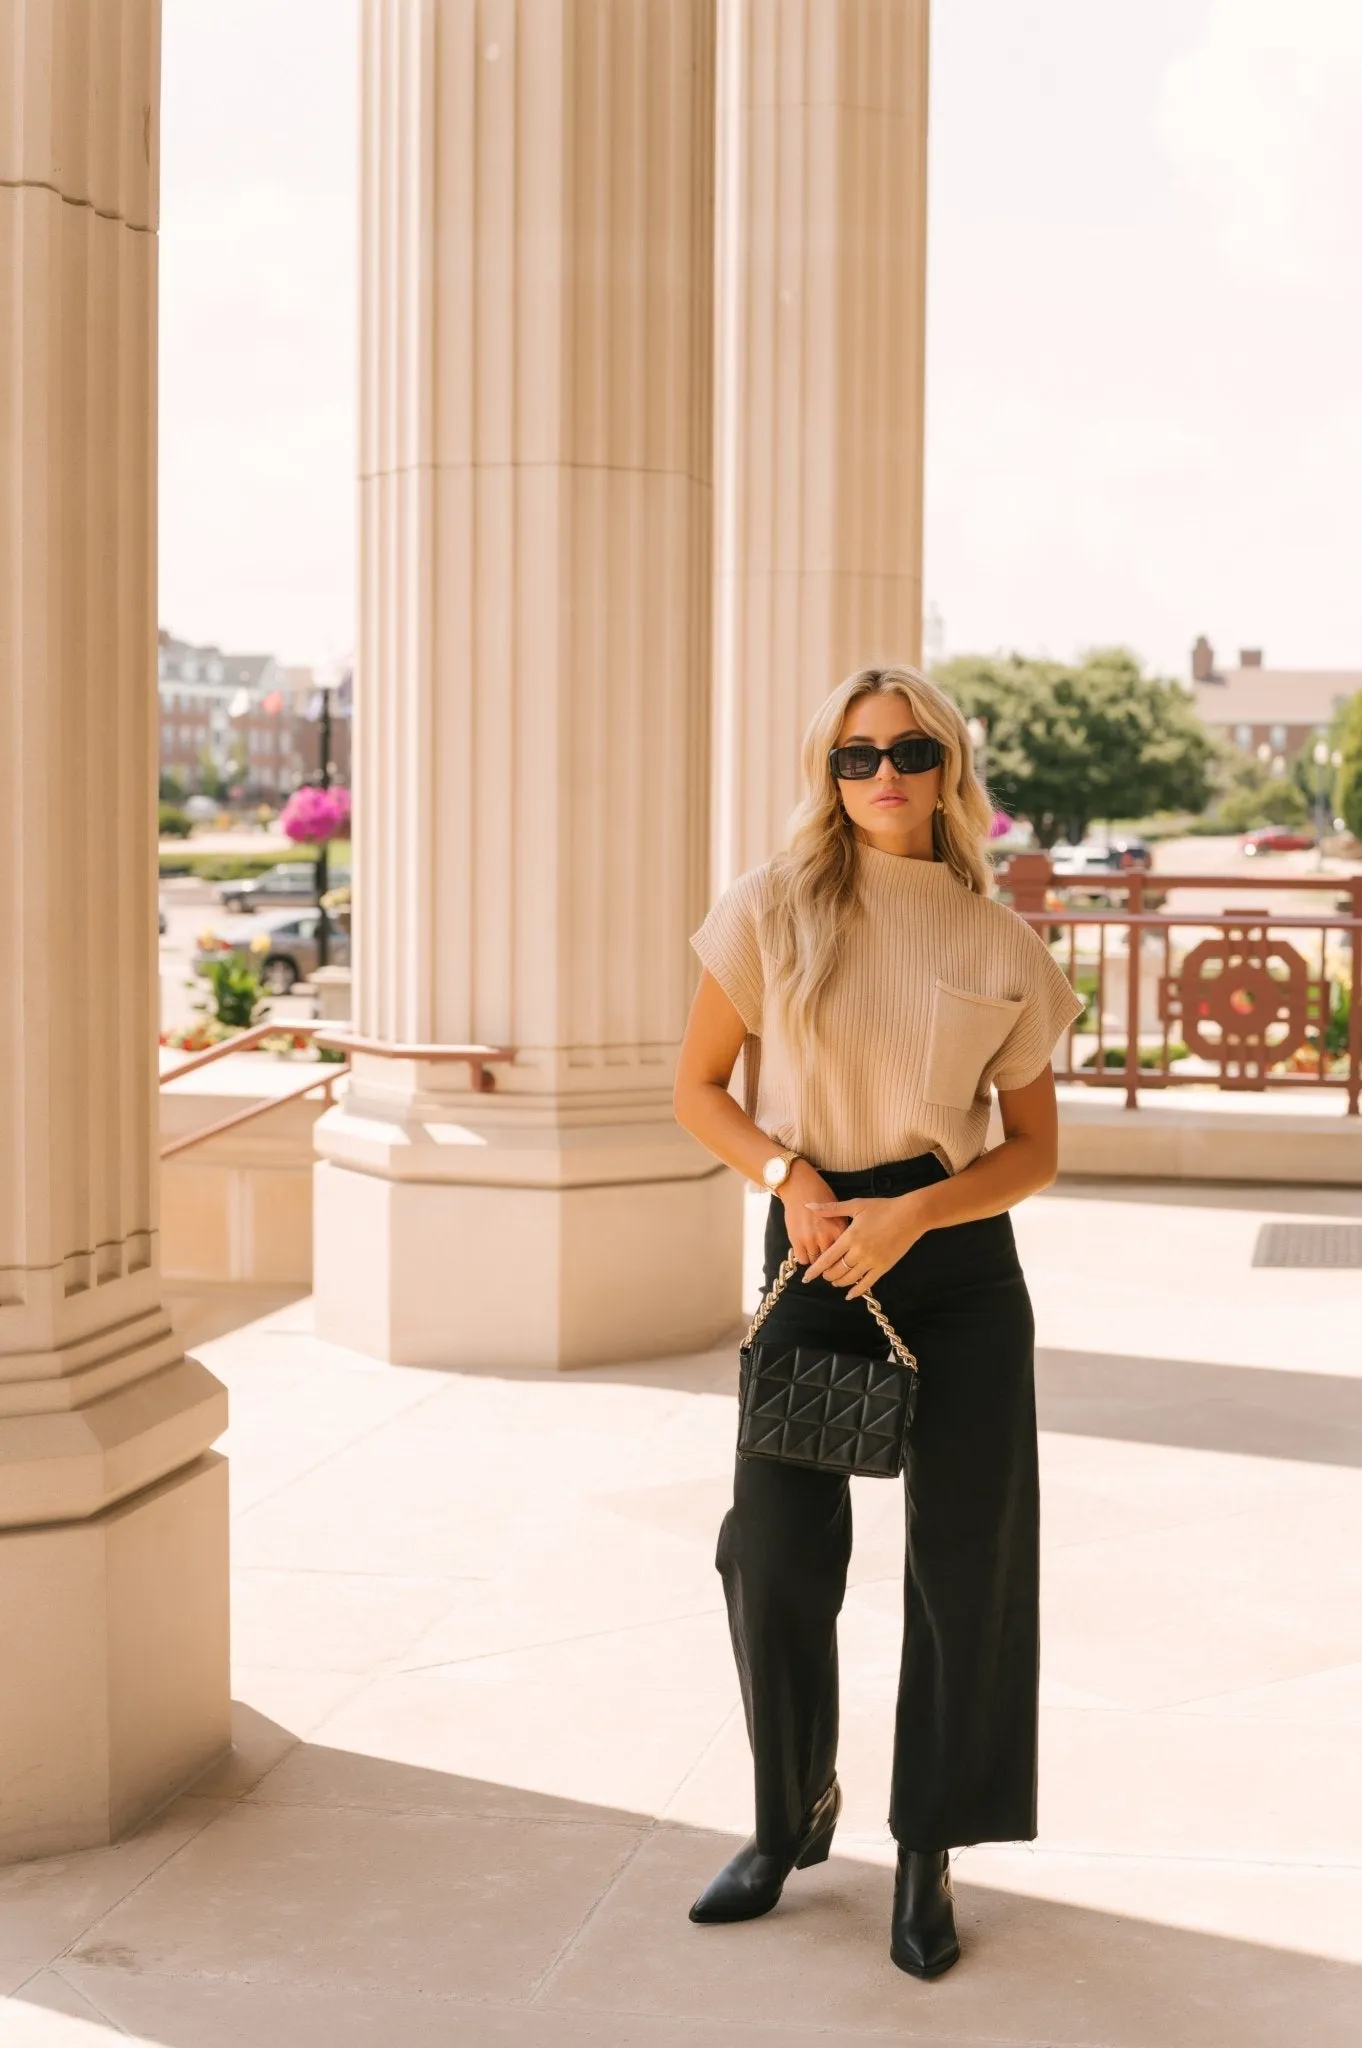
[760,1148,800,1192]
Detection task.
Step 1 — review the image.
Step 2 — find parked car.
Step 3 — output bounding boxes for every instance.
[1242,827,1315,855]
[1046,846,1125,909]
[1051,843,1123,877]
[194,912,350,994]
[1047,843,1166,910]
[1052,839,1152,874]
[218,861,349,911]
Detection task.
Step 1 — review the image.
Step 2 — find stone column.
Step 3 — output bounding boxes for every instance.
[0,0,230,1860]
[314,0,739,1369]
[712,0,931,883]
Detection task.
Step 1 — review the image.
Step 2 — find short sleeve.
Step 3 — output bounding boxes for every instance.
[990,924,1086,1092]
[690,867,768,1035]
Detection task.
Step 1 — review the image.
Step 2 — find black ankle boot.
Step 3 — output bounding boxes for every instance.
[890,1848,960,1978]
[688,1779,842,1924]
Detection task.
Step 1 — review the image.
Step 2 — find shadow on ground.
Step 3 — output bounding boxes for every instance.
[1046,1176,1362,1217]
[381,1319,1362,1474]
[5,1709,1359,2048]
[1037,1346,1362,1468]
[164,1282,311,1352]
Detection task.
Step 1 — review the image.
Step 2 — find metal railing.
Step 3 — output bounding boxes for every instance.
[159,1023,515,1159]
[999,854,1362,1115]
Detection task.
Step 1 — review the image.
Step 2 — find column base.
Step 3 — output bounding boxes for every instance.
[313,1155,744,1370]
[0,1453,231,1864]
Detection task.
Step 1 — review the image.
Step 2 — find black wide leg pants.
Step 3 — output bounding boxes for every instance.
[716,1152,1040,1856]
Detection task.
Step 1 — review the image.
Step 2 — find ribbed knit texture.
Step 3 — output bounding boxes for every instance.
[691,845,1085,1173]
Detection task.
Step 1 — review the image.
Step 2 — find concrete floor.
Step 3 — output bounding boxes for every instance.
[4,1178,1362,2046]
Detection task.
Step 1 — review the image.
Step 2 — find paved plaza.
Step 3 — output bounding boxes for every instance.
[3,1177,1361,2046]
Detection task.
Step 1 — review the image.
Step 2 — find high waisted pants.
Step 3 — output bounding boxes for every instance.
[716,1152,1039,1855]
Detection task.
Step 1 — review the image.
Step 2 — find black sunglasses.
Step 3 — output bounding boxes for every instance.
[828,736,944,780]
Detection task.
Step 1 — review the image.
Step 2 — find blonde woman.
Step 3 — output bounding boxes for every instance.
[674,665,1082,1978]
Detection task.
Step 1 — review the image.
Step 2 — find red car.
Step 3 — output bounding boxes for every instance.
[1241,827,1315,855]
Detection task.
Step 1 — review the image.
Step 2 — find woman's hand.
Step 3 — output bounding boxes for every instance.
[778,1161,845,1266]
[801,1194,930,1301]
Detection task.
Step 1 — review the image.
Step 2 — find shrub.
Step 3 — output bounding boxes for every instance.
[159,802,193,839]
[1324,979,1352,1057]
[195,934,271,1029]
[159,1018,236,1053]
[1209,779,1308,834]
[1081,1043,1190,1069]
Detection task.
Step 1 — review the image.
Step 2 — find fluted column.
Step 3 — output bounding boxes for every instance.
[0,0,229,1860]
[712,0,931,882]
[314,0,738,1369]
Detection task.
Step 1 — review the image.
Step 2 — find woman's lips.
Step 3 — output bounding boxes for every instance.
[871,793,907,806]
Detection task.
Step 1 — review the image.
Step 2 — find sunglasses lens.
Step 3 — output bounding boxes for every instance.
[830,745,881,780]
[890,737,942,774]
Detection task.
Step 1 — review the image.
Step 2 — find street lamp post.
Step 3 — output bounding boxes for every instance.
[1313,738,1331,847]
[304,673,340,968]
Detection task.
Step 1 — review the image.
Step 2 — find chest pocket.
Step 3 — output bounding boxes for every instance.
[923,980,1025,1112]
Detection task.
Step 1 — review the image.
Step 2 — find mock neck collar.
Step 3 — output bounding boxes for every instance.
[856,842,958,889]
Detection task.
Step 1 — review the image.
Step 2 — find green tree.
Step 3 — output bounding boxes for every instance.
[1336,691,1362,842]
[1211,776,1308,833]
[196,747,229,802]
[933,647,1214,846]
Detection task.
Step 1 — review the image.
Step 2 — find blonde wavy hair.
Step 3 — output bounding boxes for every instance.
[764,665,994,1061]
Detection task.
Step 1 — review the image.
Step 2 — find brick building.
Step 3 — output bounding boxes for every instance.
[1190,637,1360,768]
[158,634,350,800]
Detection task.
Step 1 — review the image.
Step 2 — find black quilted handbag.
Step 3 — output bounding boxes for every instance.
[737,1249,919,1479]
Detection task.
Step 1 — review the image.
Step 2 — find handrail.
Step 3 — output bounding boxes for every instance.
[160,1068,342,1160]
[159,1019,519,1160]
[1035,872,1354,893]
[312,1032,514,1091]
[1016,909,1362,931]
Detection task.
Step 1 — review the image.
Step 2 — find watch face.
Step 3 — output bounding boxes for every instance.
[762,1156,787,1190]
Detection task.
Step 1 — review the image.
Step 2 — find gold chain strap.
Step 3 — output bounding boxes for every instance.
[742,1250,918,1374]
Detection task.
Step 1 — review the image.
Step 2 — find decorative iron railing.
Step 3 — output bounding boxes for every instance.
[999,854,1362,1115]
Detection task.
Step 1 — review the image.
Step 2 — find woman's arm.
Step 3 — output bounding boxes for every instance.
[673,970,845,1264]
[801,1067,1061,1298]
[906,1065,1061,1230]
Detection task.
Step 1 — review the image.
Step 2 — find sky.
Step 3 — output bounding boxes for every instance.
[159,0,1362,679]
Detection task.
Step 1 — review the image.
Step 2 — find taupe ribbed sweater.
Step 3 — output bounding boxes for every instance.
[691,845,1085,1174]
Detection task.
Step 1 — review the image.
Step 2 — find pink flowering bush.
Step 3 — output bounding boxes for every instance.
[280,785,351,845]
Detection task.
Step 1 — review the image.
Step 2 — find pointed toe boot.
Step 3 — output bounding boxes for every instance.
[688,1779,842,1925]
[890,1848,961,1978]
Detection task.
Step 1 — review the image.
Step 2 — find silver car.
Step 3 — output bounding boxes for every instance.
[218,862,350,912]
[195,911,350,994]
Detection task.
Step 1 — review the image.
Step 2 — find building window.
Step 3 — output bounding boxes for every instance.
[1269,723,1286,750]
[1234,723,1252,749]
[161,723,173,751]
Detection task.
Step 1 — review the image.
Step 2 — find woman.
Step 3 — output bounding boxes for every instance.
[673,664,1083,1978]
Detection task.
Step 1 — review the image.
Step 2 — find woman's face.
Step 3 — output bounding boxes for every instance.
[832,691,943,854]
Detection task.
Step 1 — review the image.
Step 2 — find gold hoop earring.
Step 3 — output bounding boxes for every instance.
[935,797,946,813]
